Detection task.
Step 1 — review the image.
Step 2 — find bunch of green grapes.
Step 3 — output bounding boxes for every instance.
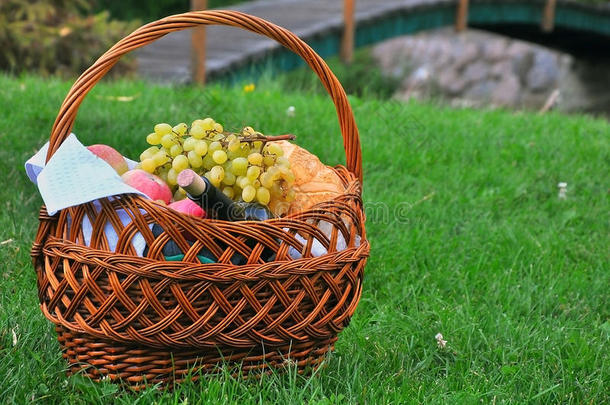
[138,117,295,208]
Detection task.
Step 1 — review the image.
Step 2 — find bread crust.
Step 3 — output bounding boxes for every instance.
[275,141,345,214]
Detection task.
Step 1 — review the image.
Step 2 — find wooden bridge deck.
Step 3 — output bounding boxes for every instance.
[135,0,610,83]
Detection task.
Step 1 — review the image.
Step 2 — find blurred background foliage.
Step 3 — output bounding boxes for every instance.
[0,0,250,77]
[0,0,138,76]
[92,0,247,22]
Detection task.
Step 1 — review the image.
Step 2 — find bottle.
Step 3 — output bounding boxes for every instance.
[177,169,276,263]
[177,169,272,221]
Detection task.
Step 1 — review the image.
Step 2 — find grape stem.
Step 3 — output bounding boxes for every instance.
[254,133,295,151]
[259,134,296,142]
[234,133,296,144]
[221,133,295,148]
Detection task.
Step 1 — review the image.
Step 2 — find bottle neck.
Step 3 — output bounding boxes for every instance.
[186,176,244,221]
[184,175,273,221]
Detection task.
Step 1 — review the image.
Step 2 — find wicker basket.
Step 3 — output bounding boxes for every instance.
[31,10,368,389]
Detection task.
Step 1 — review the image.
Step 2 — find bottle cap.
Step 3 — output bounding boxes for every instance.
[177,169,207,196]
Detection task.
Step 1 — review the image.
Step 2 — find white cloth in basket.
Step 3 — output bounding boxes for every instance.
[25,134,150,255]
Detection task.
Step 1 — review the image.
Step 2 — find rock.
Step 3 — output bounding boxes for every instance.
[439,68,469,95]
[463,61,490,84]
[454,42,480,69]
[526,51,560,92]
[438,68,459,91]
[447,78,469,96]
[465,80,497,100]
[490,60,514,79]
[483,38,508,61]
[506,42,533,78]
[492,75,521,107]
[371,27,594,113]
[433,40,453,67]
[371,36,410,74]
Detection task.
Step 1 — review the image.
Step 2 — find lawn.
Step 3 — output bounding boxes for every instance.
[0,75,608,404]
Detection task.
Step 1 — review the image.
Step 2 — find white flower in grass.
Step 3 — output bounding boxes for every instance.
[435,333,447,349]
[286,106,296,117]
[558,182,568,200]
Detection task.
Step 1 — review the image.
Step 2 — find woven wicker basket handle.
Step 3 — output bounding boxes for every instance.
[46,10,363,182]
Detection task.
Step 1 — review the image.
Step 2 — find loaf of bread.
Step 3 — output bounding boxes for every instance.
[272,140,345,215]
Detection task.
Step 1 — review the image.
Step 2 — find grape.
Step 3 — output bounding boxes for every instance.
[226,134,237,142]
[202,154,215,170]
[167,168,178,186]
[188,150,203,168]
[146,132,162,145]
[190,124,205,139]
[161,134,175,149]
[158,167,169,183]
[173,123,188,136]
[169,144,183,157]
[206,171,221,187]
[227,150,240,161]
[222,160,233,171]
[279,166,295,184]
[242,126,255,136]
[260,172,274,188]
[266,142,283,157]
[140,146,159,161]
[210,165,224,183]
[214,122,223,133]
[153,151,169,166]
[223,171,236,186]
[252,141,263,151]
[248,152,263,166]
[236,175,251,189]
[256,187,271,205]
[141,158,156,173]
[212,150,227,164]
[173,187,186,201]
[154,123,172,136]
[209,141,222,153]
[172,155,189,172]
[194,140,208,156]
[263,155,275,167]
[228,139,240,153]
[231,157,248,176]
[183,137,197,152]
[239,143,250,156]
[276,156,290,168]
[242,185,256,202]
[267,166,281,181]
[222,187,235,199]
[246,166,260,181]
[200,118,215,132]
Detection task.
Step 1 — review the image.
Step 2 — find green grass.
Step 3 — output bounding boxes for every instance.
[0,74,608,404]
[277,49,399,100]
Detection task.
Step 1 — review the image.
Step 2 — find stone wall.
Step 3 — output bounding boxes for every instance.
[372,28,609,113]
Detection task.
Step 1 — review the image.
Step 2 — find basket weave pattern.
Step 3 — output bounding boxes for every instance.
[31,11,368,387]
